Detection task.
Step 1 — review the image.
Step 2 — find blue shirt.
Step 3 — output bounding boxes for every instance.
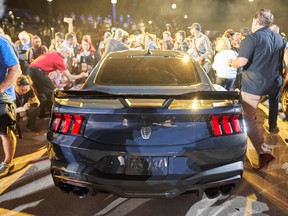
[0,36,19,101]
[238,27,284,95]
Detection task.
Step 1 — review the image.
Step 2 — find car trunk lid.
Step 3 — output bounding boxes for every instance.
[50,90,243,146]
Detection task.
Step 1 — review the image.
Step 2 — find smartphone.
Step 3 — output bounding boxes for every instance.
[29,102,38,108]
[81,62,88,72]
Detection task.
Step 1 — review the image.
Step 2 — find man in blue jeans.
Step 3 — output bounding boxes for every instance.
[0,35,22,177]
[228,9,283,170]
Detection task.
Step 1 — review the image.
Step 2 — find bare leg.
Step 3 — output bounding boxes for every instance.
[0,130,17,163]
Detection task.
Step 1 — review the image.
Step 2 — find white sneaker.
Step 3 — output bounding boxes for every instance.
[0,162,14,178]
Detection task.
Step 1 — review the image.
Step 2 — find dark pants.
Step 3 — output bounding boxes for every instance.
[19,60,29,75]
[268,85,281,130]
[17,107,40,128]
[241,83,281,155]
[241,98,264,155]
[26,107,40,128]
[26,67,55,117]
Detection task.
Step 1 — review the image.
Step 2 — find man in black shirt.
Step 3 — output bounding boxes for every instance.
[228,9,284,170]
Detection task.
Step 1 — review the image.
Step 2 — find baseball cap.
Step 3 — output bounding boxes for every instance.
[188,23,201,31]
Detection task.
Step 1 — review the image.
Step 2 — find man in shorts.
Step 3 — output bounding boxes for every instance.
[0,35,22,177]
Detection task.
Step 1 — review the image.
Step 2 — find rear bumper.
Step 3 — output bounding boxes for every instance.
[51,160,243,198]
[47,131,246,198]
[48,138,246,198]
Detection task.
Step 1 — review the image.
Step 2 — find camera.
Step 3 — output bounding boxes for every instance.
[28,102,38,108]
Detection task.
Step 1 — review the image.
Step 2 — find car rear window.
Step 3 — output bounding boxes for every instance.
[95,57,199,86]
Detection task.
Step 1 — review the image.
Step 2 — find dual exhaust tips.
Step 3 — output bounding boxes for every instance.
[58,182,89,199]
[204,184,234,199]
[58,181,234,199]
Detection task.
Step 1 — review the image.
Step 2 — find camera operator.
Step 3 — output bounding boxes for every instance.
[14,75,40,133]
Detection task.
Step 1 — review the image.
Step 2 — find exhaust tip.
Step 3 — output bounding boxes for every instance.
[219,185,234,196]
[72,186,89,199]
[204,187,220,199]
[58,182,74,194]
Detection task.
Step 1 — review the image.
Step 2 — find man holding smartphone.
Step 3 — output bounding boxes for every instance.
[14,75,41,133]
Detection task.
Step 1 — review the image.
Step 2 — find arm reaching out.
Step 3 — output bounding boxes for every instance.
[61,70,88,82]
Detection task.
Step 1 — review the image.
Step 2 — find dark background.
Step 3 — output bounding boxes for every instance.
[3,0,288,34]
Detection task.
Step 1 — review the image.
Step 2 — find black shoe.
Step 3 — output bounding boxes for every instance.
[256,153,275,170]
[263,125,280,134]
[268,126,279,134]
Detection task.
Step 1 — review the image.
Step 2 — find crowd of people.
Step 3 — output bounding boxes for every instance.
[1,8,288,177]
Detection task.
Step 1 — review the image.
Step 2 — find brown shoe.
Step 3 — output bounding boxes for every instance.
[256,153,275,170]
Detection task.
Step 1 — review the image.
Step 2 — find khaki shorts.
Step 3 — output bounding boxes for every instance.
[241,91,261,109]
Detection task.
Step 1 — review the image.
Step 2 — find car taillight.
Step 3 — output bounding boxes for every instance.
[222,115,233,134]
[61,114,72,133]
[51,113,62,131]
[50,113,84,135]
[71,115,83,135]
[231,115,241,133]
[211,116,222,136]
[210,115,242,136]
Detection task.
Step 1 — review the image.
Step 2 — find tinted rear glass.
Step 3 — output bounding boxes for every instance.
[95,57,199,86]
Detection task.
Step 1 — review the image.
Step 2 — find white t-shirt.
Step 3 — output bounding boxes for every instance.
[212,49,238,79]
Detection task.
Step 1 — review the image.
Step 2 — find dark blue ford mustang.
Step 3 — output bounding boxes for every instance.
[47,50,247,199]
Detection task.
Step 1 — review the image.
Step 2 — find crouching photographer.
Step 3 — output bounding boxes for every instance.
[15,75,41,133]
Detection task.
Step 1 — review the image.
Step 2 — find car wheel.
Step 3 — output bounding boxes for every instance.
[281,86,288,117]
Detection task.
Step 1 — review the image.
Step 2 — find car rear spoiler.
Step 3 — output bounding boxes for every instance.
[53,90,241,108]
